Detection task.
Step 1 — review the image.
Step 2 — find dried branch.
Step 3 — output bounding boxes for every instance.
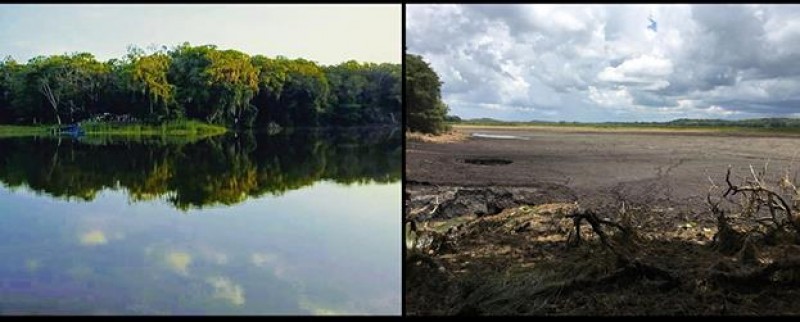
[566,208,630,253]
[719,166,798,231]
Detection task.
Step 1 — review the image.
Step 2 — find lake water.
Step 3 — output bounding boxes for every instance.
[471,132,529,140]
[0,128,401,315]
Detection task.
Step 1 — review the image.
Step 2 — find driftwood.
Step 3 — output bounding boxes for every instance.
[703,165,800,287]
[723,165,797,229]
[566,208,630,251]
[710,165,800,243]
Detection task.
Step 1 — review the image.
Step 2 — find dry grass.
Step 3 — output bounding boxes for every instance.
[406,199,800,315]
[407,130,468,144]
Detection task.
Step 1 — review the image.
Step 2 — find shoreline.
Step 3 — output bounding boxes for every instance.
[0,122,401,138]
[0,122,228,138]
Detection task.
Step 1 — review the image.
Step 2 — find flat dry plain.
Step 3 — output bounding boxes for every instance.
[407,125,800,212]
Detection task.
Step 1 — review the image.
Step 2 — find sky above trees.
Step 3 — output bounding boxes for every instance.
[0,4,401,66]
[407,4,800,122]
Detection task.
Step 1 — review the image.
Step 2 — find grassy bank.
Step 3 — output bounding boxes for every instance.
[80,120,227,136]
[0,125,51,137]
[0,120,227,138]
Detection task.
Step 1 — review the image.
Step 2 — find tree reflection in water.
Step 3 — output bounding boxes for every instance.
[0,128,400,210]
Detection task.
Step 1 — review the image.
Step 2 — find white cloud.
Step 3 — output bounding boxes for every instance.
[79,230,108,246]
[588,86,634,108]
[408,4,800,121]
[706,105,738,116]
[597,55,674,84]
[206,276,246,306]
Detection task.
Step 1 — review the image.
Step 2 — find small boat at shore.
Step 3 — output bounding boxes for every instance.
[52,124,85,137]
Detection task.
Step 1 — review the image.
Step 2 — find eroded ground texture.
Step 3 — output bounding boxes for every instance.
[406,128,800,315]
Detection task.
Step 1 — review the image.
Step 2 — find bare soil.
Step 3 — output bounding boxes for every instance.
[405,127,800,315]
[407,127,800,213]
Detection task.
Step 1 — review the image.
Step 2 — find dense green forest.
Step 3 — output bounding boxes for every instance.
[405,53,449,134]
[0,43,401,128]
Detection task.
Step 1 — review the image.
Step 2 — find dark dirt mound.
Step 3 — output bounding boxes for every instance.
[462,158,513,166]
[406,183,577,221]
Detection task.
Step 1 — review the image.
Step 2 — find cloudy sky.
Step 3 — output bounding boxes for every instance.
[407,4,800,122]
[0,4,401,66]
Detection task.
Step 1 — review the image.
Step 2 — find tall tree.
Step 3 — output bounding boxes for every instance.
[0,57,21,123]
[251,55,289,127]
[325,60,368,125]
[168,43,216,123]
[125,47,176,121]
[205,49,258,127]
[406,53,448,134]
[279,58,329,127]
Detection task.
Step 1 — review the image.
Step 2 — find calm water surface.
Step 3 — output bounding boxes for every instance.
[0,128,401,315]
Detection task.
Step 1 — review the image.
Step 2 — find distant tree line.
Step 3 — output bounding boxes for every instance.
[665,118,800,128]
[0,43,401,128]
[405,53,449,134]
[455,117,800,128]
[444,115,462,123]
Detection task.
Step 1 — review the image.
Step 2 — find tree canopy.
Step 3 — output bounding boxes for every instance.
[406,53,448,134]
[0,44,401,129]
